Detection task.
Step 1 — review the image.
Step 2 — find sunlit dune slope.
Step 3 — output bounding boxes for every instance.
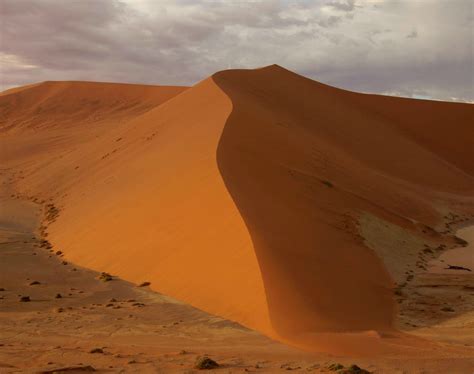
[0,81,187,133]
[1,77,273,334]
[1,66,473,352]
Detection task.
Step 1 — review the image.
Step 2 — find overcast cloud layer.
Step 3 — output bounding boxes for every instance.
[1,0,472,102]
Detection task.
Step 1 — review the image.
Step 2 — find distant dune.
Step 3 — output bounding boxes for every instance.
[1,65,473,353]
[0,81,187,132]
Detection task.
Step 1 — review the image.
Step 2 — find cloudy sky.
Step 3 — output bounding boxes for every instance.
[1,0,472,102]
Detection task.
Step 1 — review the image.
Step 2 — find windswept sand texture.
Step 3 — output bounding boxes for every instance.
[1,66,474,371]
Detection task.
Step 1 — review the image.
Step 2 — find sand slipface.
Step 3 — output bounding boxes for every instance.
[213,65,474,341]
[1,65,474,356]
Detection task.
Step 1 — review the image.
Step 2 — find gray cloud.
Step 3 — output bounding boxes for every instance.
[406,30,417,39]
[326,0,356,12]
[0,0,472,102]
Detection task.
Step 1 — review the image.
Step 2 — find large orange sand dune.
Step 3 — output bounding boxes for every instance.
[1,65,473,354]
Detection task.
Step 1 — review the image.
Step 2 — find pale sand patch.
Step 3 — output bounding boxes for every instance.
[429,225,474,274]
[358,211,432,285]
[358,210,474,349]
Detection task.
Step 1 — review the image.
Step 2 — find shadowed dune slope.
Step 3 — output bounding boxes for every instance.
[1,66,473,353]
[346,92,474,176]
[213,65,474,340]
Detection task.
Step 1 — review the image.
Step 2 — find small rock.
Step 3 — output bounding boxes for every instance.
[340,364,371,374]
[20,296,31,302]
[38,365,96,373]
[328,363,344,371]
[29,281,41,286]
[89,347,104,354]
[55,251,62,256]
[55,293,62,299]
[137,281,151,287]
[98,272,113,282]
[446,265,471,272]
[441,306,455,312]
[321,180,334,188]
[195,356,219,370]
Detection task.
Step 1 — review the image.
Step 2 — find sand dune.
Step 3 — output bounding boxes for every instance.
[1,65,473,356]
[0,81,187,133]
[1,77,273,335]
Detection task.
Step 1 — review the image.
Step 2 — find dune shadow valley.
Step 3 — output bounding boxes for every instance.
[1,65,473,373]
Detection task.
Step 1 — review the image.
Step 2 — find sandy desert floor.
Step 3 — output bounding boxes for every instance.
[1,191,473,373]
